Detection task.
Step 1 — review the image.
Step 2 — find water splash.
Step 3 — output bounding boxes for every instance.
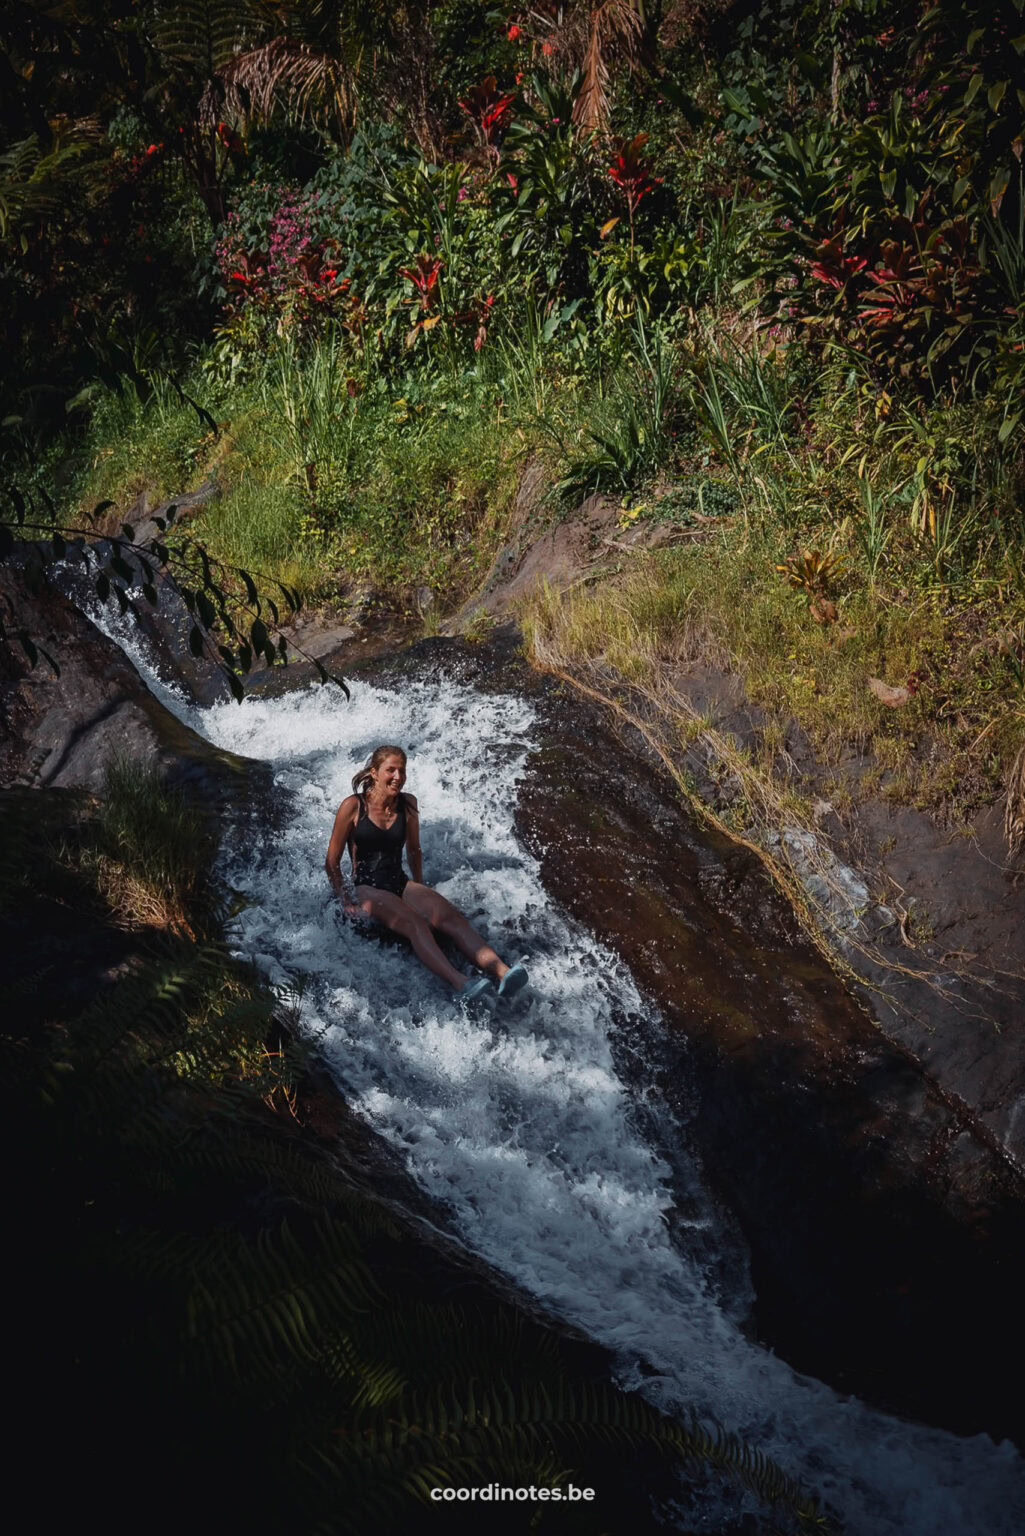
[81,589,1025,1533]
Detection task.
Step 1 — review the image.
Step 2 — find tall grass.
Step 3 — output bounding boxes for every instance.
[91,756,215,934]
[552,316,679,500]
[260,323,375,493]
[78,370,213,509]
[495,289,586,420]
[848,475,892,587]
[682,332,809,489]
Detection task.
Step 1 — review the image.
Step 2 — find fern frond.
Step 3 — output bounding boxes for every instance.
[152,0,264,77]
[0,125,100,244]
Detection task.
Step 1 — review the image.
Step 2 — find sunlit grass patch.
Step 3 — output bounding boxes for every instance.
[75,378,213,514]
[192,479,327,602]
[524,514,1024,821]
[88,757,216,936]
[69,344,527,606]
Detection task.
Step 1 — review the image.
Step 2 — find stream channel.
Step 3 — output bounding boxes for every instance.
[93,600,1025,1536]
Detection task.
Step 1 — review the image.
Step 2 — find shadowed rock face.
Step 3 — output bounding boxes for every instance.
[0,556,257,801]
[512,682,1025,1446]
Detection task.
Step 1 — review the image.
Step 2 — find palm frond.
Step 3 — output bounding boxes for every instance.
[152,0,264,77]
[573,0,644,132]
[223,37,359,132]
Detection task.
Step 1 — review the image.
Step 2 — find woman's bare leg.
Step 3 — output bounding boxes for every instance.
[353,886,469,991]
[402,882,510,982]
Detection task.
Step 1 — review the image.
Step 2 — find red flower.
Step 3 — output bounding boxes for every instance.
[216,121,244,155]
[146,143,159,155]
[505,172,518,193]
[507,24,521,41]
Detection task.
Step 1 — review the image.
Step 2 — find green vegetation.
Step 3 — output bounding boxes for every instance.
[4,0,1023,822]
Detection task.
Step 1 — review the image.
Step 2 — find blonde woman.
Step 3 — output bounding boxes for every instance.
[326,744,528,1005]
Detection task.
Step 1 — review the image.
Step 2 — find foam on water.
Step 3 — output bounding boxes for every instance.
[83,598,1025,1533]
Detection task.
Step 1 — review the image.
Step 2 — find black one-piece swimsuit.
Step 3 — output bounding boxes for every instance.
[350,793,409,897]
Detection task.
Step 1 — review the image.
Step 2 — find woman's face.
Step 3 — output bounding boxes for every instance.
[374,754,406,796]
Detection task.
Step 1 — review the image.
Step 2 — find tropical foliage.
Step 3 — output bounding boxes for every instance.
[2,1,1022,769]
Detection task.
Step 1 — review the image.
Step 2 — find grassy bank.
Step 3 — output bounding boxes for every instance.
[46,305,1025,842]
[511,317,1025,837]
[523,515,1024,828]
[64,335,529,609]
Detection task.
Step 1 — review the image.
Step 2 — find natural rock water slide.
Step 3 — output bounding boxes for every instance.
[5,562,1025,1534]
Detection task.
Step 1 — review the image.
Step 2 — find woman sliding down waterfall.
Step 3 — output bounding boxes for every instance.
[325,744,528,1006]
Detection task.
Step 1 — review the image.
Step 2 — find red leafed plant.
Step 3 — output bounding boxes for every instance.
[459,75,516,151]
[608,132,659,255]
[399,254,444,348]
[855,222,978,379]
[451,292,496,352]
[809,233,868,290]
[398,253,443,311]
[857,242,920,328]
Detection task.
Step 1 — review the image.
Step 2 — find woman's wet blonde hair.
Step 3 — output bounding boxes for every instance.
[352,744,407,796]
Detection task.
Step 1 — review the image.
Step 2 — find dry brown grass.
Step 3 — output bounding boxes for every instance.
[86,757,215,938]
[1005,739,1025,859]
[91,854,198,936]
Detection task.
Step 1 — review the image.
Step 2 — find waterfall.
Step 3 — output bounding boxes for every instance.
[88,603,1025,1534]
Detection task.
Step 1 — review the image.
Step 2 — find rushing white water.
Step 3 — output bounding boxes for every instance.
[87,606,1025,1534]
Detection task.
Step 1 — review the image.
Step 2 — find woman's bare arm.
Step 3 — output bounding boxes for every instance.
[325,795,359,907]
[404,794,423,883]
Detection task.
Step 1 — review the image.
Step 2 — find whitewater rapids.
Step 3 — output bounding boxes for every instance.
[90,606,1025,1534]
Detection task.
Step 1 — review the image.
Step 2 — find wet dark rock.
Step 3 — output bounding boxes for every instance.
[35,483,235,708]
[509,675,1025,1447]
[663,659,1025,1170]
[0,556,260,803]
